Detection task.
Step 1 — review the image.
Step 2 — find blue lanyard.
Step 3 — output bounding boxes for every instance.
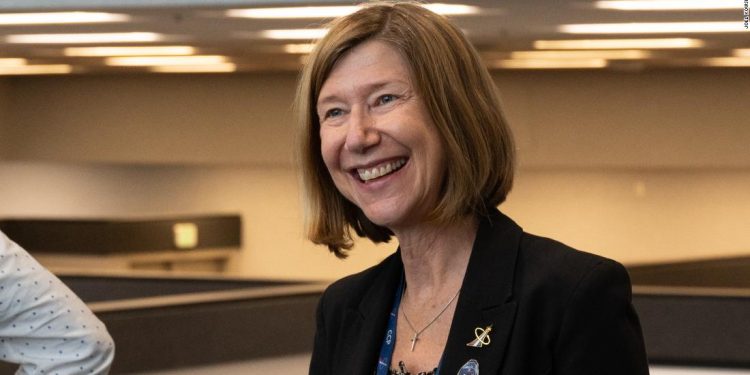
[375,276,443,375]
[375,276,404,375]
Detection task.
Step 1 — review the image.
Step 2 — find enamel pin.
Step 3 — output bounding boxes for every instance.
[457,359,479,375]
[466,325,492,348]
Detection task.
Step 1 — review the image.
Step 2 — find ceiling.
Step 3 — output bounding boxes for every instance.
[0,0,748,75]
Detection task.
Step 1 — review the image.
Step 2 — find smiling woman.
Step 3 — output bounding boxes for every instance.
[317,40,446,232]
[295,2,649,375]
[297,3,514,257]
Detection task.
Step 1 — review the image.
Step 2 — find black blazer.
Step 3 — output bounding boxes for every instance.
[310,209,649,375]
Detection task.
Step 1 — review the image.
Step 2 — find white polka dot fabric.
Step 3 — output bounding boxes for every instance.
[0,231,114,374]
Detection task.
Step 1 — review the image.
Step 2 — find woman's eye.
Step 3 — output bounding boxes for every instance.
[323,108,343,119]
[377,94,397,105]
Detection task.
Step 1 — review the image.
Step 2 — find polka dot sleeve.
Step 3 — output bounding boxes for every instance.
[0,231,115,374]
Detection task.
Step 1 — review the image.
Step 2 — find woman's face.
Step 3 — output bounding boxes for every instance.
[317,40,445,231]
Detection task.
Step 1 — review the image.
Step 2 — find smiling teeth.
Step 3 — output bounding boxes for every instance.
[357,159,406,181]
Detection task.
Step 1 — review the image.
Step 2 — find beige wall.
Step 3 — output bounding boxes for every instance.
[0,162,391,281]
[0,69,749,280]
[1,162,748,282]
[494,69,750,168]
[0,79,9,159]
[4,74,298,165]
[505,169,750,265]
[4,70,749,168]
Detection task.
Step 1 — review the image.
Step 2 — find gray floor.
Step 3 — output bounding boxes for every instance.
[133,354,750,375]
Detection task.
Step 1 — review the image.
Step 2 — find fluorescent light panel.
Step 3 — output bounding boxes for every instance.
[512,50,650,59]
[260,29,329,40]
[702,57,750,67]
[0,12,129,25]
[534,38,705,49]
[559,22,743,34]
[283,43,316,54]
[105,55,227,66]
[0,64,73,75]
[5,32,163,44]
[493,59,608,69]
[0,58,27,66]
[149,63,237,73]
[423,4,480,15]
[64,46,196,57]
[227,6,355,19]
[595,0,739,10]
[226,3,478,19]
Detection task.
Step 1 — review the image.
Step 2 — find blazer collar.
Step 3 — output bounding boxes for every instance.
[341,250,403,374]
[440,208,521,375]
[345,208,522,374]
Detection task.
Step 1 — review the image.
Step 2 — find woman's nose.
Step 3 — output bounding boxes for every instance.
[344,108,380,153]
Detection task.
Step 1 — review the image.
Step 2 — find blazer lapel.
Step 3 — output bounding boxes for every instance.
[441,209,522,375]
[339,251,404,374]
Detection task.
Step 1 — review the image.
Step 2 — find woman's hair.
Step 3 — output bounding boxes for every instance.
[295,1,515,258]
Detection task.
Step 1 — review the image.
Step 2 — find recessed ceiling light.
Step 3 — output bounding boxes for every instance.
[0,64,73,75]
[64,46,196,57]
[559,22,742,34]
[259,29,329,40]
[105,55,228,66]
[534,38,705,49]
[226,3,478,19]
[512,50,650,59]
[595,0,738,10]
[4,32,163,44]
[150,63,237,73]
[733,49,750,57]
[492,59,608,69]
[0,12,129,25]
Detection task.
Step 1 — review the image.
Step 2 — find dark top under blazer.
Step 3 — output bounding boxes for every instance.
[309,209,649,375]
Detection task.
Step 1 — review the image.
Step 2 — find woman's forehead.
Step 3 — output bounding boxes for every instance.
[318,40,412,102]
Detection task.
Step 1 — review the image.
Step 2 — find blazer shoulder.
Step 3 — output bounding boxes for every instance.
[516,232,630,297]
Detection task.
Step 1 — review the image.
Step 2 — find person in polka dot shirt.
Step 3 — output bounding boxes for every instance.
[0,231,114,374]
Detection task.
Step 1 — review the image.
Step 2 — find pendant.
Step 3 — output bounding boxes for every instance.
[410,333,419,351]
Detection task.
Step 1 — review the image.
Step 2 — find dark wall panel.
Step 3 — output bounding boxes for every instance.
[0,215,241,255]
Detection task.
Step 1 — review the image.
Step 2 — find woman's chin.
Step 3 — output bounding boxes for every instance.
[360,209,421,234]
[359,209,401,229]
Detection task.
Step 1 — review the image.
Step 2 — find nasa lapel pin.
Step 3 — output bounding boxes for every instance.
[457,359,479,375]
[466,325,492,348]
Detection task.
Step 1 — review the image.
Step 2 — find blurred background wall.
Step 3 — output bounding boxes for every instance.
[0,69,748,280]
[0,79,9,158]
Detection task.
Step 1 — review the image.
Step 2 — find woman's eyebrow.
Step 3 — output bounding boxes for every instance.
[317,79,409,107]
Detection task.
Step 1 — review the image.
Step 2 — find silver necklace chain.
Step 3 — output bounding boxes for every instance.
[400,287,461,351]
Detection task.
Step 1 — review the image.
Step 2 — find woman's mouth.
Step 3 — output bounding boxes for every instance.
[355,158,407,182]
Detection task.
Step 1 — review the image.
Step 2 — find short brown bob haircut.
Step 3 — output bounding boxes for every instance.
[296,1,515,258]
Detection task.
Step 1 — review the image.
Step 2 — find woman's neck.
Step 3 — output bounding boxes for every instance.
[394,215,478,301]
